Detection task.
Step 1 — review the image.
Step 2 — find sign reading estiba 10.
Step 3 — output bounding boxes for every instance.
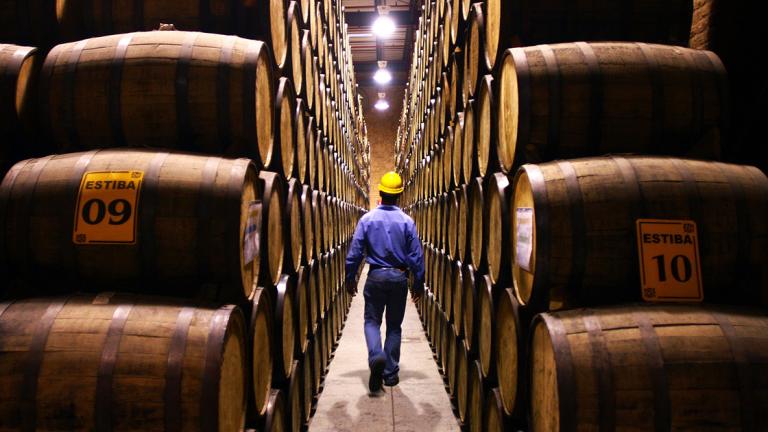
[73,171,144,244]
[636,219,703,302]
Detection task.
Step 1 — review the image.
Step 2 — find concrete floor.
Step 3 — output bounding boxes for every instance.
[309,266,461,432]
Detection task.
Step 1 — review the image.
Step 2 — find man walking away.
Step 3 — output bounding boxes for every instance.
[345,171,425,393]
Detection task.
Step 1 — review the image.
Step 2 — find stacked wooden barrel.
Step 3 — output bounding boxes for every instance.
[0,0,370,430]
[399,1,768,431]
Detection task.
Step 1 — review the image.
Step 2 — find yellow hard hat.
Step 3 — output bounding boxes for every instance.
[378,171,404,195]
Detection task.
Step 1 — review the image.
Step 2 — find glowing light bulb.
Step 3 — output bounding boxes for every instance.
[372,16,395,38]
[373,68,392,84]
[374,99,390,111]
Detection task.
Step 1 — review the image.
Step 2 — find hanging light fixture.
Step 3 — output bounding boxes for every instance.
[372,6,395,38]
[375,92,390,111]
[373,60,392,85]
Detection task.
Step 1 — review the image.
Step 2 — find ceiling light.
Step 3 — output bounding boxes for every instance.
[372,15,395,38]
[375,93,390,111]
[373,68,392,84]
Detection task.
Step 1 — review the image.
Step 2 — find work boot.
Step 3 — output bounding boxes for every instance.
[384,374,399,387]
[369,357,386,393]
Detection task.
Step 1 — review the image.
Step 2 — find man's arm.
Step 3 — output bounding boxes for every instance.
[405,220,425,296]
[345,218,366,293]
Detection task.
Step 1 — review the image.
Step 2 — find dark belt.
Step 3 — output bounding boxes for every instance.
[370,264,407,273]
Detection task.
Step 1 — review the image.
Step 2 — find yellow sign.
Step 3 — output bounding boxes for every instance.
[636,219,703,302]
[73,171,144,244]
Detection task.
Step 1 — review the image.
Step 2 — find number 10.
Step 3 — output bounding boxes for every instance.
[651,254,692,283]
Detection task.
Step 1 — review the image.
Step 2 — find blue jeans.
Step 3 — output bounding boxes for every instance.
[363,268,408,379]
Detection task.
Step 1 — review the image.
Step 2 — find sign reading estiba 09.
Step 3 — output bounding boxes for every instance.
[73,171,144,244]
[636,219,703,302]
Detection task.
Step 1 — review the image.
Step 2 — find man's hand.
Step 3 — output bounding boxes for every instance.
[345,279,358,296]
[410,282,424,303]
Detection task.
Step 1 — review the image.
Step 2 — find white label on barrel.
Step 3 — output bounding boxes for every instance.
[243,201,261,266]
[516,207,533,271]
[73,171,144,244]
[636,219,703,302]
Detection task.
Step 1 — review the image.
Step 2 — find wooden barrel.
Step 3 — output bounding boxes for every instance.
[478,275,496,379]
[447,325,458,397]
[460,106,478,183]
[466,4,486,101]
[495,288,532,419]
[468,359,485,432]
[302,31,314,110]
[442,126,454,191]
[443,254,453,321]
[462,264,478,353]
[311,325,323,394]
[457,184,469,262]
[308,125,318,189]
[476,75,496,178]
[317,253,328,319]
[468,177,485,270]
[531,304,768,431]
[450,55,463,130]
[312,190,327,257]
[485,388,509,432]
[446,0,461,46]
[284,179,303,273]
[0,293,246,431]
[316,143,325,194]
[274,77,296,177]
[295,100,307,185]
[273,274,296,385]
[263,389,286,432]
[301,185,315,264]
[446,190,458,257]
[0,44,39,172]
[259,171,285,287]
[307,259,319,333]
[301,350,313,425]
[428,292,438,350]
[0,150,259,304]
[512,156,768,312]
[287,2,303,97]
[456,339,470,424]
[323,307,333,363]
[39,32,275,166]
[496,42,728,174]
[285,360,301,432]
[437,309,447,369]
[249,287,275,418]
[452,259,464,338]
[294,266,309,354]
[484,172,510,286]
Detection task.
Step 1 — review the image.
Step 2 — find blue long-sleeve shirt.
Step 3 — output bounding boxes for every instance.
[345,205,425,288]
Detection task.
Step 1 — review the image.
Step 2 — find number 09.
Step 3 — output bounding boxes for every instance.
[82,198,132,225]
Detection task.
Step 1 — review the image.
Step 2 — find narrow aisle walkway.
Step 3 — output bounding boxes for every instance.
[309,266,461,432]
